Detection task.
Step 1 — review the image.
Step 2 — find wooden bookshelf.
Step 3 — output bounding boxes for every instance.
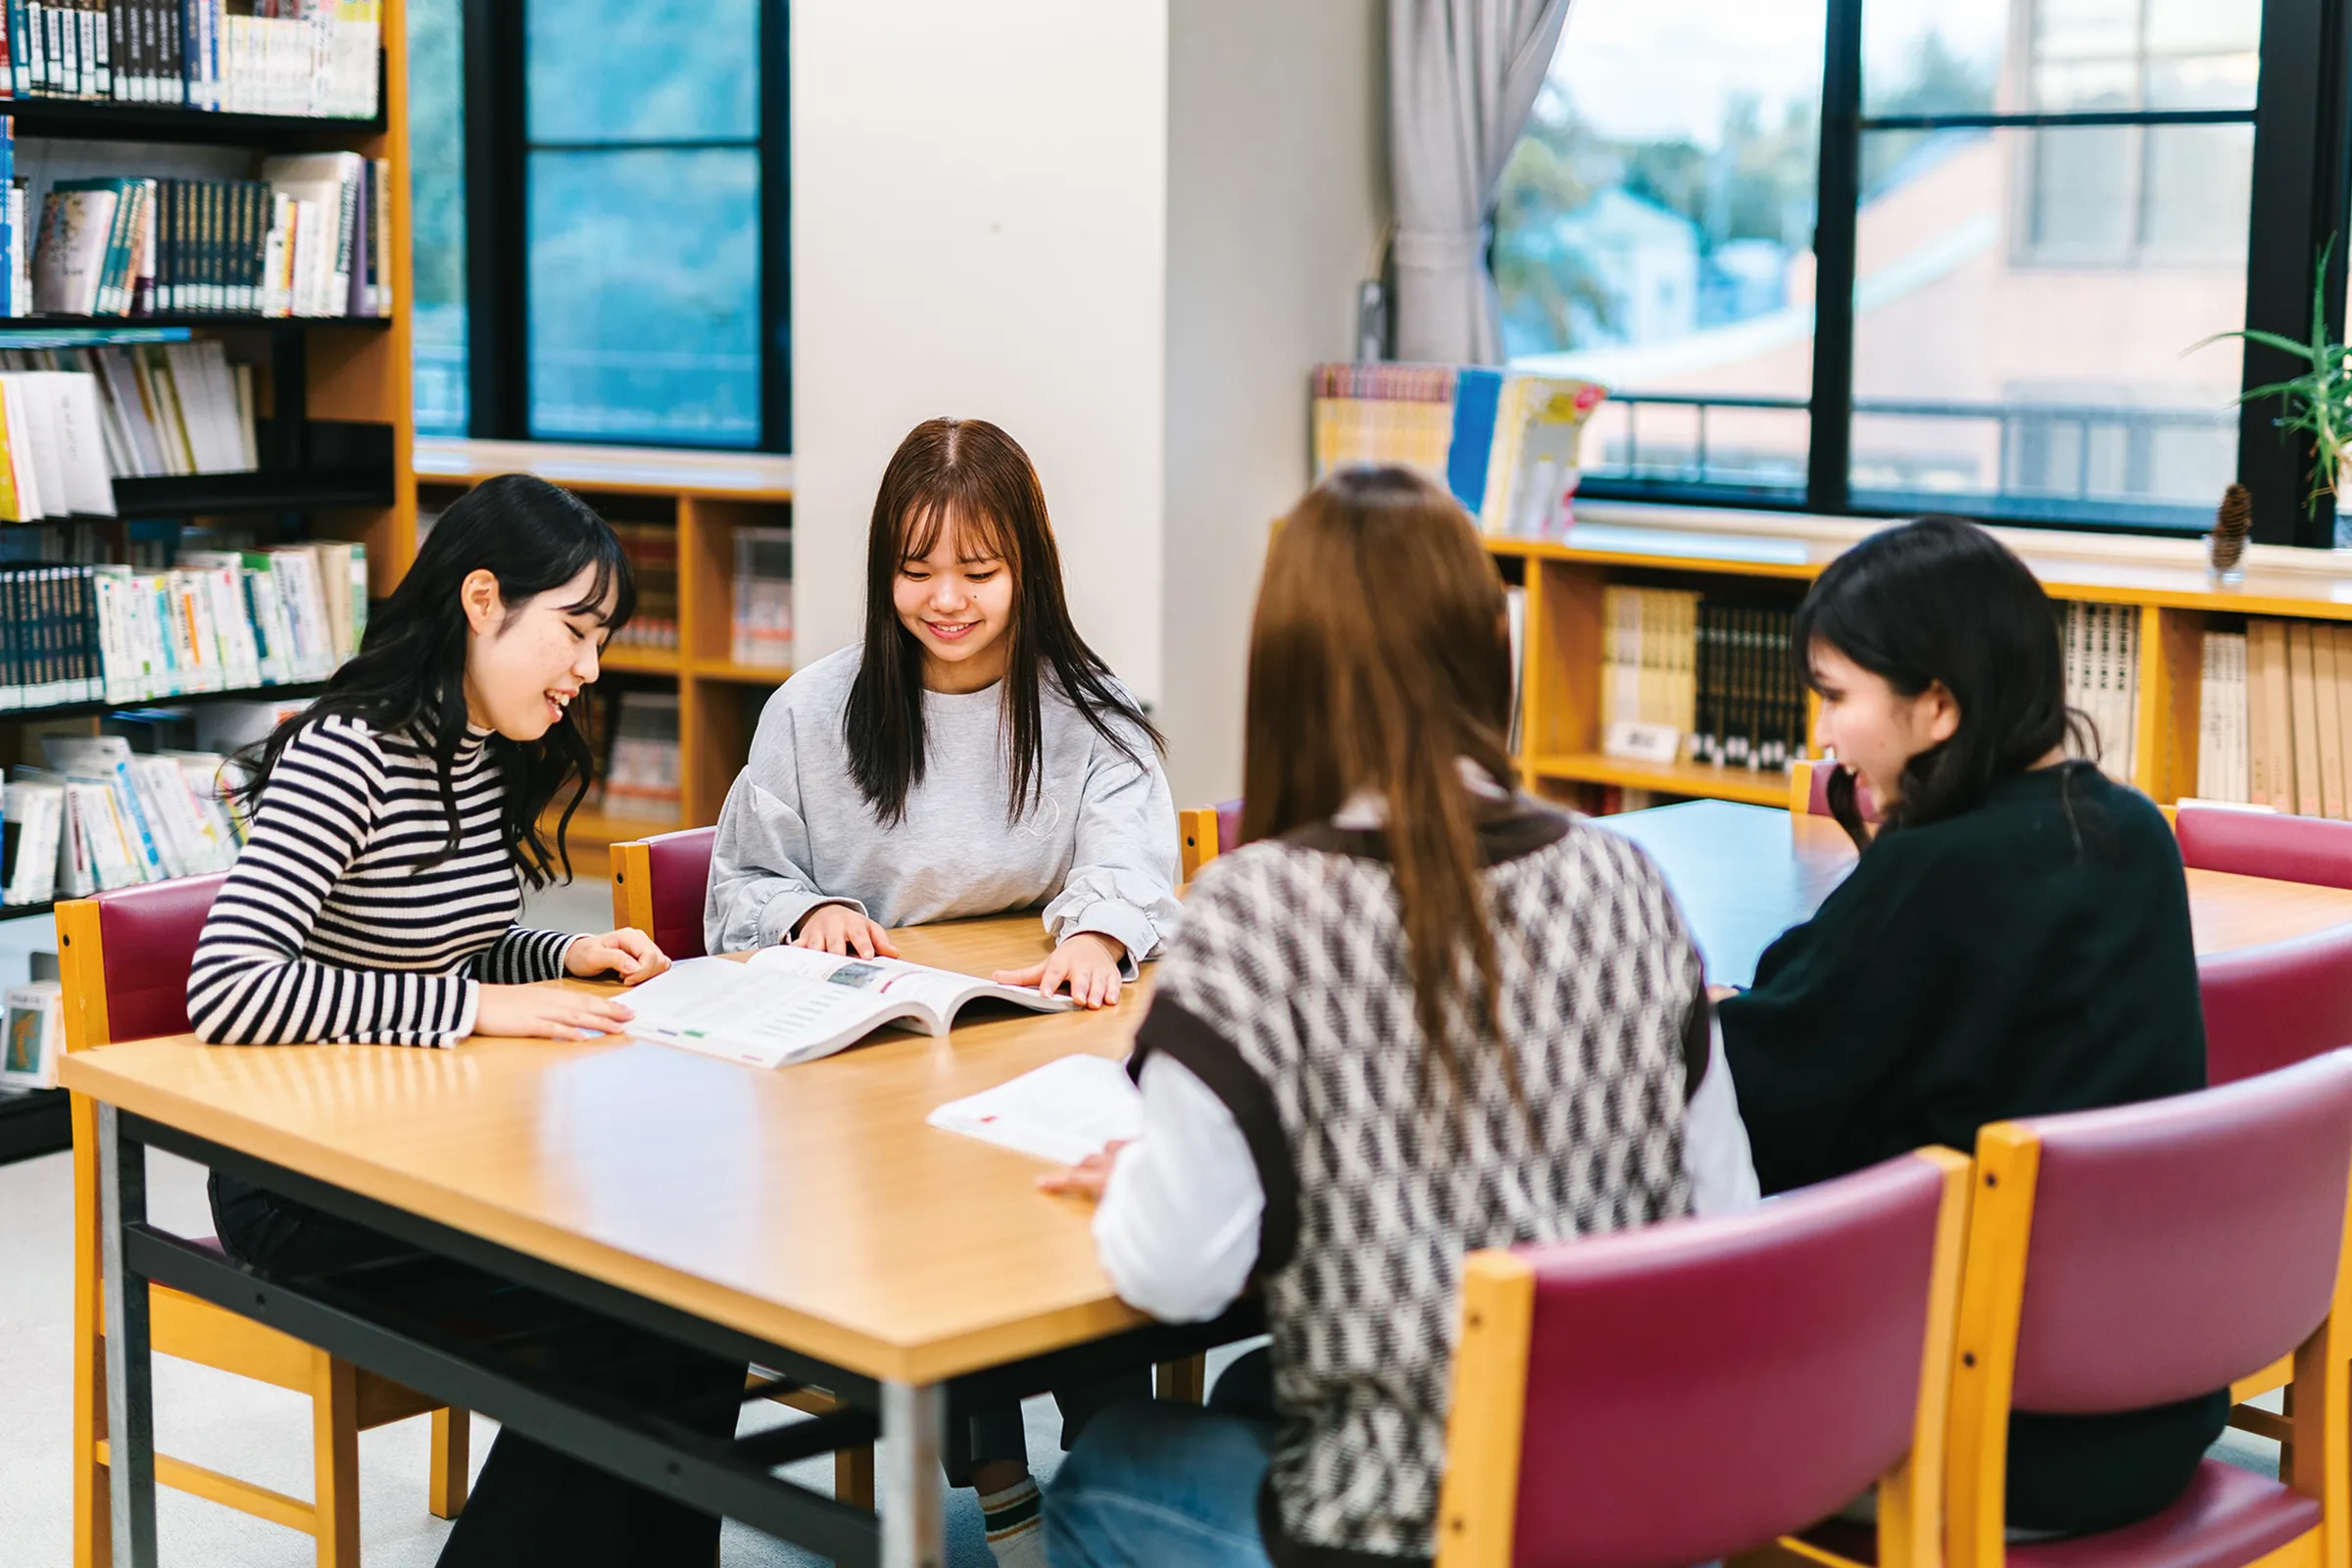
[1494,507,2352,812]
[416,440,796,876]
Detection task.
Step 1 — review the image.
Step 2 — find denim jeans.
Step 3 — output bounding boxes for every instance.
[1044,1398,1278,1568]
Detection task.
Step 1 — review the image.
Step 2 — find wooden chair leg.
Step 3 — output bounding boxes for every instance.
[429,1406,469,1519]
[74,1314,109,1568]
[836,1444,875,1509]
[310,1351,361,1568]
[1154,1354,1207,1404]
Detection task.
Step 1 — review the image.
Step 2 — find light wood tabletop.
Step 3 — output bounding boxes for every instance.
[61,802,2352,1389]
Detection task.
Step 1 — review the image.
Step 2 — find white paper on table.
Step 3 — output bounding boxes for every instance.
[927,1054,1143,1165]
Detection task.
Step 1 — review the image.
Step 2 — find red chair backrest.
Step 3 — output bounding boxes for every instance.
[2178,805,2352,889]
[643,826,717,961]
[2199,924,2352,1086]
[2007,1050,2352,1414]
[1213,800,1244,858]
[1510,1153,1947,1566]
[1805,761,1883,823]
[96,873,227,1044]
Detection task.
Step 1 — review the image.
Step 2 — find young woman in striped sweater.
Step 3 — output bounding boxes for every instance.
[186,474,738,1568]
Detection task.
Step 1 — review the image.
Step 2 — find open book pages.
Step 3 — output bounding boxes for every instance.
[928,1054,1143,1165]
[622,946,1075,1070]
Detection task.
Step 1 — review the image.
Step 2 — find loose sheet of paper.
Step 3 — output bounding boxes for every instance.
[927,1054,1143,1165]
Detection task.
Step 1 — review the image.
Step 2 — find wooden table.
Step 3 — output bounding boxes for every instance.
[62,917,1230,1568]
[1595,800,2352,987]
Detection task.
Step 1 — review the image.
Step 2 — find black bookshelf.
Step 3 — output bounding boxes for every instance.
[0,314,391,334]
[2,676,327,727]
[3,97,384,145]
[0,1085,67,1164]
[113,471,392,515]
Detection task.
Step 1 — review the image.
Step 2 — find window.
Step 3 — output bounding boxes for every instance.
[422,0,787,451]
[1494,0,2341,542]
[409,0,466,435]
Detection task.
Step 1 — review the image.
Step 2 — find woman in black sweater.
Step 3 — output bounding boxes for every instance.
[1718,515,2217,1539]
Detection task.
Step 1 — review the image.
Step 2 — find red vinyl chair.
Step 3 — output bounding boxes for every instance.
[1943,1050,2352,1568]
[610,825,718,959]
[2177,805,2352,890]
[1789,758,1883,823]
[58,876,468,1567]
[2200,923,2352,1087]
[1179,799,1246,881]
[1437,1148,1971,1568]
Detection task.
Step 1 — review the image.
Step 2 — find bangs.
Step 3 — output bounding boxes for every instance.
[559,532,637,629]
[898,493,1015,567]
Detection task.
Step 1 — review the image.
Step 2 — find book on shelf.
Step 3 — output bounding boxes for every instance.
[1309,363,1609,540]
[2060,602,2137,785]
[1600,586,1698,756]
[3,0,382,120]
[0,351,259,496]
[1595,592,1806,775]
[929,1054,1142,1165]
[0,771,57,903]
[0,976,59,1088]
[729,525,791,669]
[610,521,676,652]
[2205,619,2352,818]
[19,736,244,900]
[1504,581,1525,758]
[595,687,680,823]
[625,947,1075,1071]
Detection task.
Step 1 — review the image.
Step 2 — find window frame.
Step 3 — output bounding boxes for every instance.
[456,0,790,454]
[1538,0,2350,546]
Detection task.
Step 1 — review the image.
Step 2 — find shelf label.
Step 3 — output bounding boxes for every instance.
[1603,721,1683,764]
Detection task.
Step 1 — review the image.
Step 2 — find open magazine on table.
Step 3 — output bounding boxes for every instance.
[621,946,1076,1069]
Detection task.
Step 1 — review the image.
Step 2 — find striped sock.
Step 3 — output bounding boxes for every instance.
[978,1476,1049,1568]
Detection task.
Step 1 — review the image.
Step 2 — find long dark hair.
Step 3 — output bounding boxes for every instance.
[1243,466,1517,1095]
[233,474,636,889]
[1793,514,2081,848]
[844,416,1159,825]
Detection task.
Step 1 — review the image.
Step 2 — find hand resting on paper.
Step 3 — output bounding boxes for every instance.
[564,927,672,985]
[1038,1139,1132,1202]
[993,932,1126,1009]
[792,905,902,959]
[473,985,636,1041]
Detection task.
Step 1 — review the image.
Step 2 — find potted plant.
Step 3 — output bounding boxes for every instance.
[2194,240,2352,506]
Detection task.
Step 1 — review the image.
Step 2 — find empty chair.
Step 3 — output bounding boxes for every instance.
[1178,799,1245,881]
[1942,1050,2352,1568]
[2199,922,2352,1086]
[1436,1148,1970,1568]
[58,876,467,1568]
[610,825,719,959]
[2177,804,2352,889]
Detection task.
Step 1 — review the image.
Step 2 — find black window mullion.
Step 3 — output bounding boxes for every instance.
[1806,0,1864,514]
[464,0,528,440]
[2240,0,2350,547]
[761,0,792,455]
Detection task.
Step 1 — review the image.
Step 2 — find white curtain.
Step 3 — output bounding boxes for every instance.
[1388,0,1573,365]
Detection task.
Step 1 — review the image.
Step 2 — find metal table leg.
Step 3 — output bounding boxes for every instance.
[96,1104,157,1568]
[878,1381,944,1568]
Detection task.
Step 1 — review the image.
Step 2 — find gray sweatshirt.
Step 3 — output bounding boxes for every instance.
[704,645,1183,967]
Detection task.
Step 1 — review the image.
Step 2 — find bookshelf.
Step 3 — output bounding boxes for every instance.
[414,438,795,877]
[0,9,416,1164]
[1495,507,2352,812]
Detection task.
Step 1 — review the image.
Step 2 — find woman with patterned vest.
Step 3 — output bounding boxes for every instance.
[1040,466,1757,1568]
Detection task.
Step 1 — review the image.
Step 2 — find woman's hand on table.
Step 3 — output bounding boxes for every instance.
[793,905,901,959]
[474,985,636,1041]
[1039,1140,1131,1201]
[564,927,670,985]
[995,932,1125,1008]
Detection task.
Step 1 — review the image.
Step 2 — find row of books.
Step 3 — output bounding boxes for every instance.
[4,733,250,905]
[0,349,258,508]
[594,688,681,823]
[24,153,391,318]
[1595,586,1812,772]
[2061,603,2139,785]
[1,1,381,119]
[731,525,791,669]
[2193,621,2352,816]
[610,521,675,651]
[1310,362,1609,539]
[0,542,362,710]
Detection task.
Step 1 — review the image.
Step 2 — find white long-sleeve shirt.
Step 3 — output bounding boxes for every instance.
[1095,1021,1760,1323]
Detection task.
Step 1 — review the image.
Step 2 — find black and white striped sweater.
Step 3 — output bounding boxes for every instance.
[187,713,579,1046]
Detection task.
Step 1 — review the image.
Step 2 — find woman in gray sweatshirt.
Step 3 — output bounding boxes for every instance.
[702,416,1178,1564]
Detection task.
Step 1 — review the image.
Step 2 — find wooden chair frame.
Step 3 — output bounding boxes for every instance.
[1788,760,1822,818]
[1437,1147,1971,1568]
[1944,1120,2352,1568]
[1179,807,1224,883]
[59,898,468,1568]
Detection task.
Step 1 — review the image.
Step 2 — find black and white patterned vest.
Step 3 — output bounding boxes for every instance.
[1132,807,1703,1567]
